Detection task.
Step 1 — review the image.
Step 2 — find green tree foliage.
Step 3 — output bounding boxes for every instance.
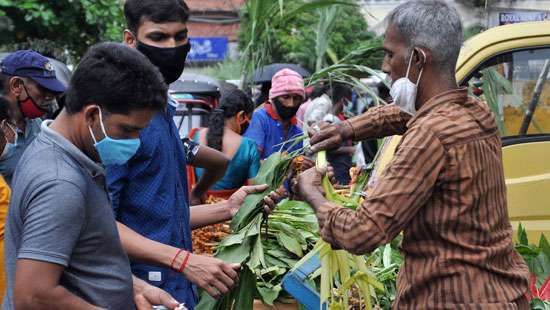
[238,0,381,73]
[0,0,124,64]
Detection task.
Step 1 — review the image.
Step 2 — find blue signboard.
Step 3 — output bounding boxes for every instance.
[188,37,228,62]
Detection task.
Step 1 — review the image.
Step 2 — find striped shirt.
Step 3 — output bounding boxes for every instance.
[317,88,529,309]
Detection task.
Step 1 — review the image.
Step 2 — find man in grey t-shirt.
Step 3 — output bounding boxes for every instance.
[3,43,182,309]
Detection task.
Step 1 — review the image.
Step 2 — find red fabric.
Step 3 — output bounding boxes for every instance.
[178,251,191,273]
[268,68,305,100]
[170,249,184,271]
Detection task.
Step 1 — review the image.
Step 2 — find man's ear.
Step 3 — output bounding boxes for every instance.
[414,47,430,68]
[236,110,245,120]
[83,104,100,127]
[8,77,24,97]
[123,29,137,48]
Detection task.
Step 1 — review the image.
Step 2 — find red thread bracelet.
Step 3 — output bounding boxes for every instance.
[170,249,184,270]
[178,251,191,273]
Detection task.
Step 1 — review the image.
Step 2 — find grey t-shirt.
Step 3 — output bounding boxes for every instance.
[2,120,134,309]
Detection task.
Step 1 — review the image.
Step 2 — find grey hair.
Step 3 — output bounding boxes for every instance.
[387,0,463,74]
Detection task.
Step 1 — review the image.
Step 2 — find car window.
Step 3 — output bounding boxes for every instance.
[466,47,550,137]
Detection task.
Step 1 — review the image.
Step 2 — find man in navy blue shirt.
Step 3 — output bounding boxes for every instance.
[107,1,269,308]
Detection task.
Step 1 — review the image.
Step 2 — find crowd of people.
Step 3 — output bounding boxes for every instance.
[0,0,531,309]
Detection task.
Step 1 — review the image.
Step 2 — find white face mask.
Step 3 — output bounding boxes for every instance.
[389,49,426,116]
[0,121,17,161]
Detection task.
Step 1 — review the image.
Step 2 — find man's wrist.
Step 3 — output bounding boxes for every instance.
[172,249,191,274]
[305,192,328,210]
[341,120,355,141]
[132,275,149,295]
[223,201,235,220]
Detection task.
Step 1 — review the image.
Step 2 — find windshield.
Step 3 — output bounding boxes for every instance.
[466,47,550,137]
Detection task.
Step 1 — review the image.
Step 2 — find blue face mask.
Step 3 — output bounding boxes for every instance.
[88,107,141,166]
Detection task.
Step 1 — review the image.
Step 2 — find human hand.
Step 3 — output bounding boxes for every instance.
[134,278,182,310]
[295,167,328,209]
[309,121,354,153]
[262,186,287,213]
[181,254,240,299]
[227,184,269,217]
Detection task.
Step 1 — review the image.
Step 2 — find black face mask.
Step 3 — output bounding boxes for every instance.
[136,41,191,84]
[273,98,300,120]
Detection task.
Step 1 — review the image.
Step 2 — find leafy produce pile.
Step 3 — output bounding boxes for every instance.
[192,143,548,310]
[255,199,320,304]
[196,151,297,309]
[194,148,404,309]
[288,151,390,310]
[515,225,550,309]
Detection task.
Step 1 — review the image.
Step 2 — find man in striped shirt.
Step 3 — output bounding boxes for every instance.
[299,1,529,308]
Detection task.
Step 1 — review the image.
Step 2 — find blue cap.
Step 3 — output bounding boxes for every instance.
[0,50,66,93]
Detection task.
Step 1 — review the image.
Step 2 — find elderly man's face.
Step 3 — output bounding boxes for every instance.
[382,24,414,86]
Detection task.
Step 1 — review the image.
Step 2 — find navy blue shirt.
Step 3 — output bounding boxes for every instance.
[106,99,196,308]
[244,103,303,159]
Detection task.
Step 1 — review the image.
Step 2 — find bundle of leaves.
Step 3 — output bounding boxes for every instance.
[196,152,300,309]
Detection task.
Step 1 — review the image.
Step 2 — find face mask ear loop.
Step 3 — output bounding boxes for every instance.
[415,49,427,86]
[88,126,98,145]
[3,120,16,138]
[88,106,106,145]
[405,49,415,79]
[97,106,109,138]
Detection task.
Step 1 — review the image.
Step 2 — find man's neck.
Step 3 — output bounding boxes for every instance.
[280,119,291,129]
[49,111,95,161]
[416,75,458,109]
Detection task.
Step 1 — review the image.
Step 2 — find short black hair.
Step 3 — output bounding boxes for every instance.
[0,96,10,121]
[64,42,167,114]
[0,74,8,96]
[124,0,190,34]
[331,82,352,104]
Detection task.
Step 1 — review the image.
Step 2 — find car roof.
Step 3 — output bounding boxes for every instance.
[456,21,550,84]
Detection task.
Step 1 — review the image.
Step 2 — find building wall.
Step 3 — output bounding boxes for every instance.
[359,0,550,34]
[185,0,245,62]
[186,0,244,41]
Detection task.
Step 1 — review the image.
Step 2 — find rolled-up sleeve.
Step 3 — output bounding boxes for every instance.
[348,104,410,140]
[316,124,445,254]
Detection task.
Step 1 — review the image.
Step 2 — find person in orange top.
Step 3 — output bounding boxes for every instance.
[0,174,9,297]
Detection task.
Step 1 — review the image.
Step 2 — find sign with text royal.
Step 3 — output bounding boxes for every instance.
[188,37,228,62]
[499,11,550,25]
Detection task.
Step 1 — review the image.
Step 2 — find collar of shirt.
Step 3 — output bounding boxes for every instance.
[16,118,41,138]
[41,119,105,179]
[407,87,468,127]
[265,102,298,125]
